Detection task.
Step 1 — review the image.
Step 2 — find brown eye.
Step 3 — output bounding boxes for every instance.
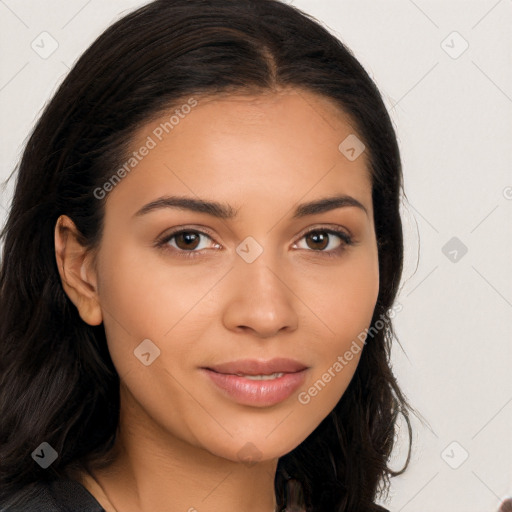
[174,231,202,250]
[156,228,221,259]
[304,231,330,251]
[293,227,354,257]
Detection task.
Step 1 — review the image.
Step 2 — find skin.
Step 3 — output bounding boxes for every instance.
[55,87,379,512]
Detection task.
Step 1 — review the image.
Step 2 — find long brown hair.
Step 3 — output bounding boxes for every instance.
[0,1,419,510]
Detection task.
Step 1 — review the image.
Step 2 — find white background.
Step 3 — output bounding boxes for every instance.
[0,1,511,511]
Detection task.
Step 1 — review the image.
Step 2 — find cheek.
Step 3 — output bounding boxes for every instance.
[298,250,379,403]
[308,249,379,338]
[95,241,224,369]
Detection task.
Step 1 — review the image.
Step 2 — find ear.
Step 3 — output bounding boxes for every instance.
[54,215,103,326]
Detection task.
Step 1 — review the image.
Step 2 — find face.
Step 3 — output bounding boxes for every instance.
[84,88,379,463]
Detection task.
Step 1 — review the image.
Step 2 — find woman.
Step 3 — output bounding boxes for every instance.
[0,0,417,510]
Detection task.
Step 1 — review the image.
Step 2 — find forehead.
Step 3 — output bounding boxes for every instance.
[107,88,372,215]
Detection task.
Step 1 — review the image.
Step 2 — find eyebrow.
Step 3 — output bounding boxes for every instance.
[133,194,368,219]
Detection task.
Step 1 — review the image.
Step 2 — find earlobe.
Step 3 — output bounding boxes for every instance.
[54,215,103,326]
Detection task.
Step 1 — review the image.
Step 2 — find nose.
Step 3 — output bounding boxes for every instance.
[221,251,299,338]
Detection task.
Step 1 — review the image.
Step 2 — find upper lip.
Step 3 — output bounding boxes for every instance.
[204,358,308,376]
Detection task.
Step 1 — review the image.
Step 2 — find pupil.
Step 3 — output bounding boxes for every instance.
[177,232,199,250]
[308,232,327,250]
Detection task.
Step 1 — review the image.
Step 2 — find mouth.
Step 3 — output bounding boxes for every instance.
[200,358,309,407]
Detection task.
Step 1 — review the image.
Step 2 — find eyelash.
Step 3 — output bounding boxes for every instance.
[155,226,355,260]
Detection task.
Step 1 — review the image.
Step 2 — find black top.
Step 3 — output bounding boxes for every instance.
[0,478,104,512]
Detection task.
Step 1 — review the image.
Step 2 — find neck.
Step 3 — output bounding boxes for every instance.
[84,448,279,512]
[74,398,279,512]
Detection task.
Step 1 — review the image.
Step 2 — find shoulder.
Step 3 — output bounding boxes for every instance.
[0,478,104,512]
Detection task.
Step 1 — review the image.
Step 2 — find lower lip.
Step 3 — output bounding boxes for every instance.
[201,368,308,407]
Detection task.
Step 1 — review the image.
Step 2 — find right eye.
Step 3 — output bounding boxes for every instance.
[155,228,222,259]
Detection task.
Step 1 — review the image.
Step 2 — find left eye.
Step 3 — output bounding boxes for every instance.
[293,229,352,253]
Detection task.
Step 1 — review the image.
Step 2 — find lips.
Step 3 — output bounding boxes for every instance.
[204,358,308,376]
[201,358,310,406]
